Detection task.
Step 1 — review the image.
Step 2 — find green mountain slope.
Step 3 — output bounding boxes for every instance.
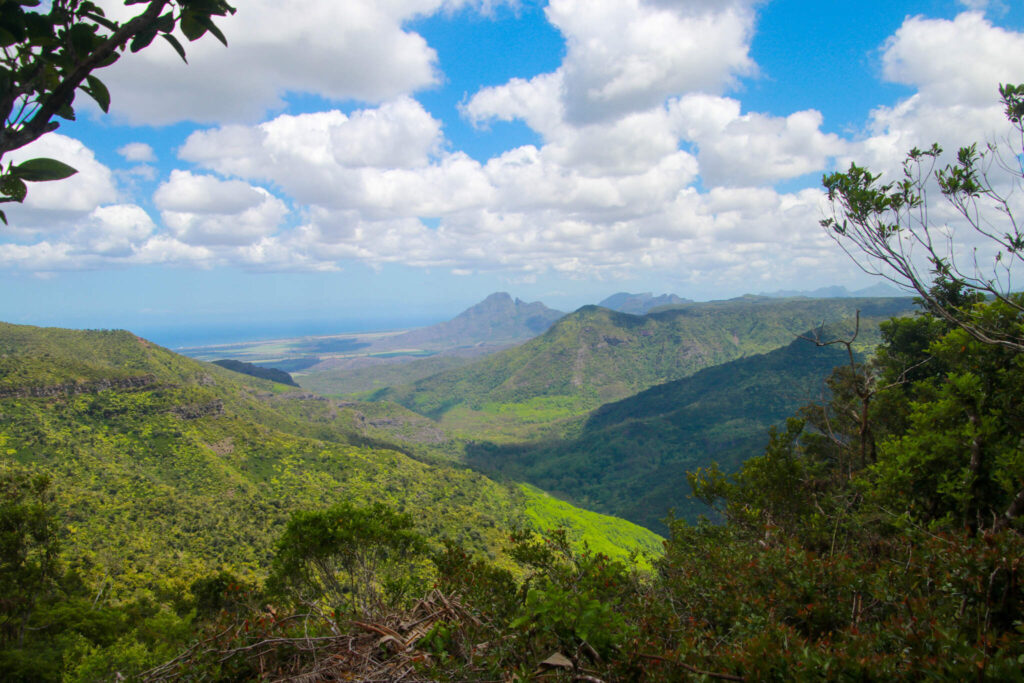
[519,483,663,565]
[0,322,659,603]
[372,297,914,440]
[466,336,852,533]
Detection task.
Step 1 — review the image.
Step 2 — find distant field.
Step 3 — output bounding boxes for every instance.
[177,329,409,364]
[297,353,480,396]
[176,327,519,399]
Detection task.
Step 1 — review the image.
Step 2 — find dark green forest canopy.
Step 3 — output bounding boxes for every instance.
[211,358,299,387]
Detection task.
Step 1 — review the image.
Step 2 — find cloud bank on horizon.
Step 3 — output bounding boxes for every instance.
[2,0,1023,302]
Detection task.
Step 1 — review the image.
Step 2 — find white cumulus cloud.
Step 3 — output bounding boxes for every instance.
[154,171,288,247]
[852,12,1024,175]
[670,94,846,186]
[3,134,118,233]
[93,0,511,124]
[81,205,157,257]
[117,142,156,163]
[549,0,757,124]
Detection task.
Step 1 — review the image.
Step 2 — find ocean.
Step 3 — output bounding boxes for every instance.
[131,316,444,350]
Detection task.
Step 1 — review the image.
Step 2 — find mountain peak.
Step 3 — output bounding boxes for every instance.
[598,292,691,315]
[385,294,565,349]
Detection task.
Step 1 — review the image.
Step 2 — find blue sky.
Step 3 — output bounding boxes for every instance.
[2,0,1023,344]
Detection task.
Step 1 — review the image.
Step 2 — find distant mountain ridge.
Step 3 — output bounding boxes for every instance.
[758,283,904,298]
[380,292,564,350]
[598,292,691,314]
[372,297,917,430]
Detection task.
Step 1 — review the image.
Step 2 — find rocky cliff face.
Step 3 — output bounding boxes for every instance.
[0,375,158,399]
[171,399,225,420]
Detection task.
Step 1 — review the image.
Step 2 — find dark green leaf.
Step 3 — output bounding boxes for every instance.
[154,11,175,33]
[179,14,205,42]
[0,27,18,47]
[55,102,75,120]
[161,33,187,63]
[12,158,78,182]
[96,51,120,68]
[68,22,99,56]
[194,15,227,46]
[83,75,110,113]
[81,11,118,32]
[22,11,52,42]
[0,174,27,201]
[129,27,157,52]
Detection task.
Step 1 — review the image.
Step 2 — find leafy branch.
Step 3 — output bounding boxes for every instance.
[821,83,1024,353]
[0,0,236,224]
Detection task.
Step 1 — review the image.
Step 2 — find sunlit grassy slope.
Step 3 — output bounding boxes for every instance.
[519,484,663,564]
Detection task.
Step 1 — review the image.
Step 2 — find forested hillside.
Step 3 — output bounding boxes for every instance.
[211,358,299,387]
[0,322,661,678]
[467,335,853,532]
[296,349,486,397]
[374,296,913,440]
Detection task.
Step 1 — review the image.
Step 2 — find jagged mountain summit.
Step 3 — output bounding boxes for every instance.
[598,291,692,314]
[380,292,565,350]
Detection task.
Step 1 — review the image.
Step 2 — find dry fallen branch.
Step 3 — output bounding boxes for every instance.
[143,590,490,682]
